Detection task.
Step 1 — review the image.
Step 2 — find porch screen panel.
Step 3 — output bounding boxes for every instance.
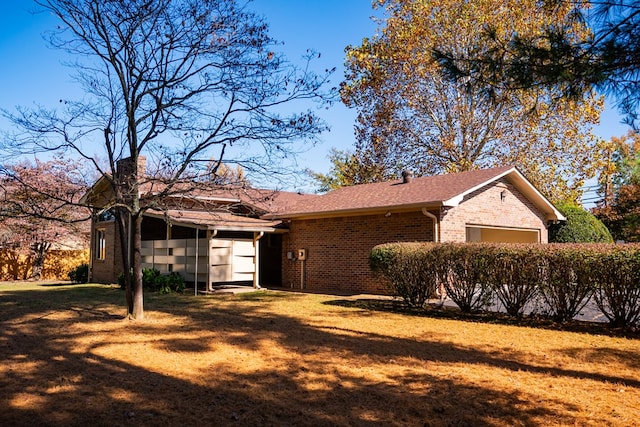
[231,239,255,281]
[209,238,255,283]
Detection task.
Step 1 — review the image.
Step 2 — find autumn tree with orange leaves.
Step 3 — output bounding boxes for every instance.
[339,0,605,202]
[593,131,640,242]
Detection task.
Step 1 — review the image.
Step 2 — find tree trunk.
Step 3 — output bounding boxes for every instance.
[29,242,51,280]
[131,213,144,320]
[115,209,133,315]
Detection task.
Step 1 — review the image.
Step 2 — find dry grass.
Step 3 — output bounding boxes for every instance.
[1,282,638,426]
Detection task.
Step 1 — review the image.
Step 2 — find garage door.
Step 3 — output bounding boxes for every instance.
[466,226,539,243]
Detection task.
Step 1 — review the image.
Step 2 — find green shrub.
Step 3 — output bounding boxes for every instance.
[590,245,640,327]
[117,271,128,289]
[155,272,185,294]
[484,245,542,317]
[68,263,89,284]
[536,245,595,322]
[117,268,185,294]
[142,268,161,289]
[549,203,613,243]
[370,242,439,309]
[439,244,492,313]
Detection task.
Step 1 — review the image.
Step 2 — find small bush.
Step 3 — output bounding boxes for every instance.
[549,203,613,243]
[118,268,184,294]
[143,268,161,289]
[439,244,492,313]
[590,245,640,327]
[68,263,89,284]
[154,272,185,294]
[371,243,439,309]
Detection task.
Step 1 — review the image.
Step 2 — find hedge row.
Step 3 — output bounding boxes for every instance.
[370,243,640,327]
[0,249,89,281]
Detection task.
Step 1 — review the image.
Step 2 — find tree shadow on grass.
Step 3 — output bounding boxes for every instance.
[325,298,640,339]
[40,282,76,287]
[0,287,634,426]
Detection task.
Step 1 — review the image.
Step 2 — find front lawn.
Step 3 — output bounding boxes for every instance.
[0,282,638,426]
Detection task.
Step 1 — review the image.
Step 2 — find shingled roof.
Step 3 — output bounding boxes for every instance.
[265,166,565,221]
[145,209,283,232]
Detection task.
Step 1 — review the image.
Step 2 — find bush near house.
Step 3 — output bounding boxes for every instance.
[0,249,89,281]
[549,203,613,243]
[370,242,640,328]
[68,263,89,284]
[118,268,185,294]
[370,242,440,309]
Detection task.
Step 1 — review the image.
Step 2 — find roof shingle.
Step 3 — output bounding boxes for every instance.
[267,166,517,218]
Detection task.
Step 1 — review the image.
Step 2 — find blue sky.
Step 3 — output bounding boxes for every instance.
[0,0,630,196]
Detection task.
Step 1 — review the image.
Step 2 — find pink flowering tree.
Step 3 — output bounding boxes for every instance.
[0,159,91,279]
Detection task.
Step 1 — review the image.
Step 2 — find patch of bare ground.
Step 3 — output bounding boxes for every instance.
[0,282,638,426]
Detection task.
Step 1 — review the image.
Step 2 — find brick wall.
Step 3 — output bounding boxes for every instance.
[280,178,550,295]
[282,210,435,294]
[91,220,124,283]
[439,178,548,243]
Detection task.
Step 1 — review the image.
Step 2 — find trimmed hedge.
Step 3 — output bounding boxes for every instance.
[0,249,89,281]
[437,244,492,313]
[370,242,640,328]
[370,242,439,308]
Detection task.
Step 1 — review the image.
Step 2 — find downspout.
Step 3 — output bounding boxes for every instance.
[421,208,439,242]
[253,232,265,289]
[422,207,445,304]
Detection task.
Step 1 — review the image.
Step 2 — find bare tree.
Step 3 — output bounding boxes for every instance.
[2,0,333,319]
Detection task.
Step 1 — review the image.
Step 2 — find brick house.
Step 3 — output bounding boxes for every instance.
[266,165,564,294]
[84,164,564,294]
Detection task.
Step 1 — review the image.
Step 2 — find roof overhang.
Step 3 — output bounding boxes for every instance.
[144,210,285,233]
[502,168,566,222]
[430,167,566,222]
[79,175,113,207]
[265,203,444,220]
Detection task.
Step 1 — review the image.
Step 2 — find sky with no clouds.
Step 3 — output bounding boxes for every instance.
[0,0,630,197]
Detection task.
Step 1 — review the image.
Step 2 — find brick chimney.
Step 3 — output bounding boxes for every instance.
[116,156,146,181]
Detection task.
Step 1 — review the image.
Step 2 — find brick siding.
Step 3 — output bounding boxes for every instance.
[281,210,435,294]
[439,178,548,243]
[281,179,549,295]
[90,220,124,283]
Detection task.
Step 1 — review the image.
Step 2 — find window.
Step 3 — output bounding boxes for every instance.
[95,229,106,260]
[97,209,115,222]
